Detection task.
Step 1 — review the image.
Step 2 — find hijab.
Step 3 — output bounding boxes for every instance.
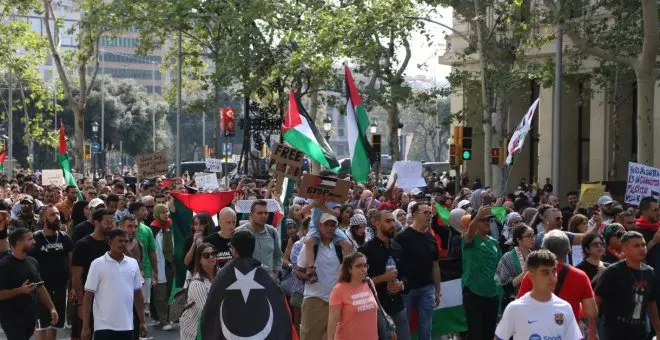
[502,212,522,242]
[521,207,538,225]
[448,208,466,233]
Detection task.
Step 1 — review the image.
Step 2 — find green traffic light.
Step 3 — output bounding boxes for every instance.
[462,150,472,160]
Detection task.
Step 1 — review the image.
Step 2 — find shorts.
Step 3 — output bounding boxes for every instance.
[0,315,36,340]
[306,226,348,242]
[300,297,329,340]
[290,292,304,308]
[36,288,66,329]
[142,278,151,303]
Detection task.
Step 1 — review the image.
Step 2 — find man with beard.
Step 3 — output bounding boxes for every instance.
[56,185,78,229]
[345,214,369,251]
[0,228,58,340]
[11,183,44,218]
[359,210,410,340]
[29,206,73,340]
[10,195,40,232]
[71,209,113,338]
[140,196,155,226]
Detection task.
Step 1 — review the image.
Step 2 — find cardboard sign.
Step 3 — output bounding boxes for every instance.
[299,174,350,203]
[267,143,304,179]
[136,151,168,178]
[195,173,219,191]
[579,183,606,207]
[41,169,65,186]
[387,161,426,192]
[205,158,223,173]
[625,162,660,205]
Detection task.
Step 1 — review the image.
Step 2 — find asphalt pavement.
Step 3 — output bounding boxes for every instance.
[0,321,181,340]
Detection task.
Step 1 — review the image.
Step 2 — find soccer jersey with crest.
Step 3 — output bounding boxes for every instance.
[495,293,583,340]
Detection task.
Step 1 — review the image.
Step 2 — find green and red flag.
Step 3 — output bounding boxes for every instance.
[0,150,7,171]
[344,64,375,183]
[58,123,83,200]
[282,90,340,172]
[435,202,451,226]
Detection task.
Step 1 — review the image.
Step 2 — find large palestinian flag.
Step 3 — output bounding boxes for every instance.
[282,90,339,172]
[58,123,83,200]
[344,65,375,183]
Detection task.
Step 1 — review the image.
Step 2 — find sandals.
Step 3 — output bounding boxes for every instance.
[306,266,318,284]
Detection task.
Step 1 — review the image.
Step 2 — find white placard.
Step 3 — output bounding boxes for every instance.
[387,161,426,192]
[205,158,223,172]
[625,162,660,205]
[41,169,65,186]
[195,173,219,191]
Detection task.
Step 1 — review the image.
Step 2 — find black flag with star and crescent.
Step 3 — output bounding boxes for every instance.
[200,257,295,340]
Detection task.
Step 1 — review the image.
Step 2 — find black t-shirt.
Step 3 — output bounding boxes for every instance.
[204,233,232,268]
[71,235,108,284]
[601,251,620,265]
[0,255,42,318]
[575,260,609,284]
[71,221,95,244]
[392,227,439,290]
[594,261,658,339]
[28,230,74,290]
[359,237,405,316]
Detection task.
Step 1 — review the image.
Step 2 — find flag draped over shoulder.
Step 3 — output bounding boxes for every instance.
[58,123,83,201]
[200,257,296,340]
[344,64,375,183]
[282,90,340,172]
[169,191,236,296]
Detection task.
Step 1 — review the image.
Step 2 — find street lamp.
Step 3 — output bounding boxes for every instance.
[92,121,98,178]
[370,121,377,134]
[397,123,403,137]
[323,115,332,141]
[397,123,404,160]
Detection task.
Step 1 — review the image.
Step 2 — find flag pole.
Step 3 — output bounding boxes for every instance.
[503,149,525,192]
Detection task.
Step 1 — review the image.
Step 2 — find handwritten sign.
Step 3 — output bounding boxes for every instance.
[579,183,606,207]
[386,161,426,192]
[41,169,65,186]
[625,162,660,205]
[268,143,304,179]
[136,151,168,178]
[195,173,219,191]
[205,158,223,172]
[299,174,350,203]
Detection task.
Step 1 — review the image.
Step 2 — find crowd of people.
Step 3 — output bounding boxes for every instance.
[0,168,659,340]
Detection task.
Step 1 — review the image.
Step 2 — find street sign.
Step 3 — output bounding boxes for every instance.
[92,142,100,153]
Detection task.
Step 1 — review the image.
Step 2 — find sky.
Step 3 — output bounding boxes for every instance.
[406,6,453,88]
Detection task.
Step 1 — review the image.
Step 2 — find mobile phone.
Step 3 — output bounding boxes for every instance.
[30,281,44,287]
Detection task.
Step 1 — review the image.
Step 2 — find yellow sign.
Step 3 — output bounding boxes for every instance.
[580,183,606,207]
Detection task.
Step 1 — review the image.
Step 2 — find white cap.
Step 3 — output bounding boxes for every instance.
[320,213,338,225]
[89,198,105,209]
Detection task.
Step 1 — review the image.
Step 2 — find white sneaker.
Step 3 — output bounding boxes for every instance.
[162,324,173,331]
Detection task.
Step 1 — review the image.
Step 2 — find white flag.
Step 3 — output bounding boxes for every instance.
[506,98,540,165]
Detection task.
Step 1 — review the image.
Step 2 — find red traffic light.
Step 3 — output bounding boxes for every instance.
[450,144,456,154]
[491,148,499,157]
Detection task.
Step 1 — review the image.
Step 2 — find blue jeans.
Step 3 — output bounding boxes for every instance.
[402,284,435,340]
[392,309,412,340]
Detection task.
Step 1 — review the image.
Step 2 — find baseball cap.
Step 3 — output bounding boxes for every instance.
[411,188,425,198]
[89,198,106,209]
[349,214,368,226]
[320,213,338,225]
[20,195,34,204]
[598,195,613,206]
[458,200,471,210]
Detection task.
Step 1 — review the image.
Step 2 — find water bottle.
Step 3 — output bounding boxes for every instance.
[386,256,397,273]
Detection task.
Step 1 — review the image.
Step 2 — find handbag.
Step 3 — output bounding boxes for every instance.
[170,277,203,322]
[367,278,397,339]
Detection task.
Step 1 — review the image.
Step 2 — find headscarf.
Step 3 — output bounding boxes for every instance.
[602,223,623,245]
[392,209,405,220]
[469,189,484,210]
[448,208,466,233]
[521,207,538,225]
[151,204,171,230]
[502,212,522,242]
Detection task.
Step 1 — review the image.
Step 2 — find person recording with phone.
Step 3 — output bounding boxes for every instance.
[0,227,58,340]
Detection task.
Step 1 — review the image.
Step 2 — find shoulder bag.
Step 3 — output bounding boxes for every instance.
[367,278,396,339]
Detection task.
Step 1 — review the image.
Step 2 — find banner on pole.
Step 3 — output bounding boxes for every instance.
[506,98,540,165]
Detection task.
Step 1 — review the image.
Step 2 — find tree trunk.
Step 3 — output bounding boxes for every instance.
[308,85,321,174]
[473,0,492,186]
[386,103,401,161]
[635,69,654,165]
[74,105,85,172]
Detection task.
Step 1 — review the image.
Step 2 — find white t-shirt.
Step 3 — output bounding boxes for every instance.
[495,292,583,340]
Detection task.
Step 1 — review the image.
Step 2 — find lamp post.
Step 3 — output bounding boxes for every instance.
[92,121,99,179]
[397,123,404,160]
[370,122,381,186]
[323,115,332,141]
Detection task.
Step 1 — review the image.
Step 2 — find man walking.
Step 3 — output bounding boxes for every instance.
[129,202,158,317]
[0,228,58,340]
[235,200,283,278]
[81,229,146,340]
[30,205,73,340]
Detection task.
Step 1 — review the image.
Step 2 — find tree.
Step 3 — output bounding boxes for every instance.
[404,97,451,162]
[542,0,658,165]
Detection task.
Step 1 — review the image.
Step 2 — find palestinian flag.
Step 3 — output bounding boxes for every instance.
[344,64,375,183]
[410,279,468,337]
[58,123,83,200]
[169,191,236,297]
[282,90,339,172]
[200,257,297,340]
[0,150,6,171]
[435,202,450,225]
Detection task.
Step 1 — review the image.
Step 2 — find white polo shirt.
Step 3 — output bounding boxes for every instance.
[84,252,142,331]
[297,242,340,302]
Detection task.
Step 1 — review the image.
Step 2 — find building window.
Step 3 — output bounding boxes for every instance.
[102,53,161,64]
[94,68,162,80]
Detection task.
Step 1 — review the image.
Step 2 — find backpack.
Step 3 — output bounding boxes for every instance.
[169,277,203,322]
[313,242,343,263]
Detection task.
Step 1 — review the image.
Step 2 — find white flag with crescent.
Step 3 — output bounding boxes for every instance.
[506,98,540,165]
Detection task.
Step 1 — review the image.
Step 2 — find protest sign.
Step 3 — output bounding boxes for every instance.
[579,183,606,207]
[268,143,304,179]
[136,151,168,178]
[205,158,224,172]
[234,199,282,213]
[299,174,350,203]
[195,173,219,191]
[625,162,660,205]
[41,169,65,186]
[386,161,426,192]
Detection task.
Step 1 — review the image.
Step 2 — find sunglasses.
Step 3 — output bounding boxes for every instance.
[201,252,217,259]
[353,263,369,269]
[590,242,605,247]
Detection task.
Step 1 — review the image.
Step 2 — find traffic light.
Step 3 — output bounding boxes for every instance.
[84,143,92,160]
[450,144,460,168]
[371,134,381,162]
[461,127,472,160]
[451,126,463,167]
[491,148,500,165]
